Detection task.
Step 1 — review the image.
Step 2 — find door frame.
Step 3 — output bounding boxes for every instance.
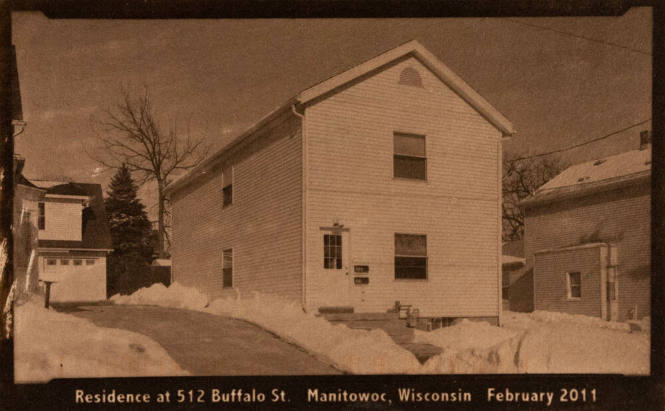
[318,225,351,308]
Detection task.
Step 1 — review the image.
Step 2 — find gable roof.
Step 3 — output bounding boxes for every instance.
[45,182,90,197]
[166,40,513,196]
[36,182,113,250]
[520,147,651,207]
[297,40,514,136]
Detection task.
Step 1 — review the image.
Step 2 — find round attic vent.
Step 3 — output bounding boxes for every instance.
[398,67,423,88]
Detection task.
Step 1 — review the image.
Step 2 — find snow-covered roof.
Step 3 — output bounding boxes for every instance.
[152,259,172,267]
[502,255,525,266]
[521,147,651,206]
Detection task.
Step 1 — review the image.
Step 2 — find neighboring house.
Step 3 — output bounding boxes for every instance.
[517,132,651,321]
[165,40,514,322]
[14,173,112,303]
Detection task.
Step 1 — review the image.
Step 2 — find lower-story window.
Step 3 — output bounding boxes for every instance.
[566,271,581,299]
[46,259,57,266]
[223,249,233,288]
[73,259,82,266]
[86,259,95,265]
[395,233,427,279]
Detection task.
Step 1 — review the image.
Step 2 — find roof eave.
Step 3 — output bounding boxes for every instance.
[519,171,650,208]
[165,98,297,196]
[296,40,515,136]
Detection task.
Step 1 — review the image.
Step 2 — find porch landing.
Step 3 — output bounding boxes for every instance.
[319,312,442,363]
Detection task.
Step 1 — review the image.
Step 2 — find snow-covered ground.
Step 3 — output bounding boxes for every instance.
[112,283,650,375]
[416,310,650,374]
[14,297,188,383]
[112,283,423,373]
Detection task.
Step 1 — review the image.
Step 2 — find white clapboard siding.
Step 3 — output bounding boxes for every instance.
[39,200,82,242]
[304,56,501,317]
[171,116,303,301]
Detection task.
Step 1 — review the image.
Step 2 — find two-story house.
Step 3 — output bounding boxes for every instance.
[14,170,112,303]
[516,132,651,321]
[165,40,514,323]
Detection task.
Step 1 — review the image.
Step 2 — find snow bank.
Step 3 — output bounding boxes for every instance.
[111,283,650,375]
[14,298,188,382]
[524,310,630,332]
[206,292,422,374]
[111,282,209,311]
[114,283,421,374]
[515,322,649,374]
[418,314,649,375]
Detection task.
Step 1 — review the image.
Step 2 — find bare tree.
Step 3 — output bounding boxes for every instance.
[90,87,208,257]
[502,153,567,241]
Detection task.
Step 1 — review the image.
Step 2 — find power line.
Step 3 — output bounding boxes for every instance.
[503,18,651,56]
[509,118,652,162]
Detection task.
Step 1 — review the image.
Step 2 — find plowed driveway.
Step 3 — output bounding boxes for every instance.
[67,304,341,375]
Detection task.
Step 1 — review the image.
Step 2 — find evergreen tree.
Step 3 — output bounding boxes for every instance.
[105,165,153,296]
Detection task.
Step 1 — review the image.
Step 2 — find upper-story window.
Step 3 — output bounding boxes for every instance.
[394,132,426,180]
[223,166,233,208]
[38,202,45,230]
[398,67,423,88]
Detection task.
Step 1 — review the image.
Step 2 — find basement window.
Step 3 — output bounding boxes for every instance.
[323,234,342,269]
[60,259,70,265]
[222,249,233,288]
[38,202,45,230]
[566,271,582,300]
[73,259,82,266]
[394,132,426,180]
[395,233,428,280]
[46,259,56,266]
[222,166,233,208]
[85,259,95,265]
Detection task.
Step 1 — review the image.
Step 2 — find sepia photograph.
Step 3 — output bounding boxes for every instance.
[2,4,659,407]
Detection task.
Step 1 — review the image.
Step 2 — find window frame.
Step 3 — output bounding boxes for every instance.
[394,233,428,280]
[73,259,83,266]
[393,132,427,181]
[222,248,233,288]
[38,202,45,230]
[222,166,233,208]
[323,233,343,270]
[566,271,582,300]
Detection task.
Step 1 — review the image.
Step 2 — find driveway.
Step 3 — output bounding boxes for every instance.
[65,304,341,375]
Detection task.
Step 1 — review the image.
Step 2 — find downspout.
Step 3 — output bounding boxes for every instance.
[292,103,307,312]
[497,137,503,327]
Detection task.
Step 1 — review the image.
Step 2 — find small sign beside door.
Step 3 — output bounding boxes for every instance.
[354,265,369,273]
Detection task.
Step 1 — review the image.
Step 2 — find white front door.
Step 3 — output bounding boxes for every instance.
[319,229,350,307]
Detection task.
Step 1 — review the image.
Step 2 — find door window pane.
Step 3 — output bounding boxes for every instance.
[323,234,342,269]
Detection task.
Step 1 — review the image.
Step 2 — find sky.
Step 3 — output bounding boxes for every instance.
[11,9,652,220]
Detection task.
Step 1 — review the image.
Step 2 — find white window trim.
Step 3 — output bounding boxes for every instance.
[394,232,429,281]
[392,132,428,182]
[222,165,234,208]
[222,248,233,289]
[566,271,582,301]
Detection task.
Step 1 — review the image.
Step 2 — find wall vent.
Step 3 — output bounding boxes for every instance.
[398,67,423,88]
